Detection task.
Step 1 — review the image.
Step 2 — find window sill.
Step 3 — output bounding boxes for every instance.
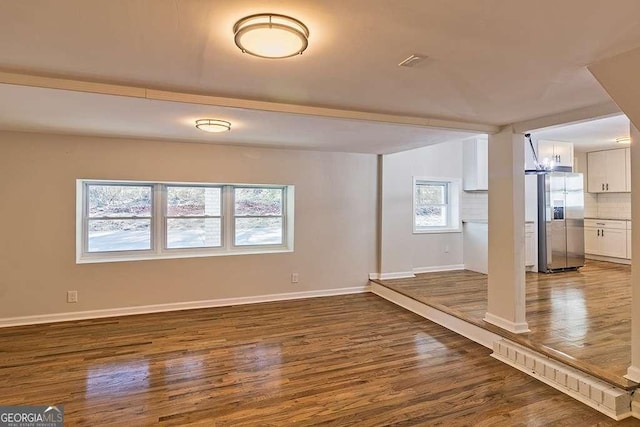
[413,227,462,234]
[77,247,293,264]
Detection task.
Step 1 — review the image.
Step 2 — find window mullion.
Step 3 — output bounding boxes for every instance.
[224,185,234,250]
[83,182,89,254]
[156,184,165,255]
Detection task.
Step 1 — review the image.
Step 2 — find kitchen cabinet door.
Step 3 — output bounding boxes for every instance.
[538,140,573,169]
[553,141,573,168]
[537,140,556,167]
[463,136,488,191]
[584,227,600,254]
[600,227,627,258]
[525,224,535,267]
[587,149,626,193]
[605,149,627,192]
[626,148,631,192]
[587,151,607,193]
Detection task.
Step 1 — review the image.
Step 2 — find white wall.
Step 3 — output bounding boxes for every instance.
[380,141,465,276]
[0,131,378,321]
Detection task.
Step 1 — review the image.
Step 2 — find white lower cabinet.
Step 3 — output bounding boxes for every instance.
[525,223,535,267]
[584,219,629,259]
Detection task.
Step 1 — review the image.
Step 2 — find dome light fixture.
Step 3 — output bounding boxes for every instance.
[233,13,309,59]
[195,119,231,133]
[616,136,631,144]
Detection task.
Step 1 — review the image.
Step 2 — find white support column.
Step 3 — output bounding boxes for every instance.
[484,126,529,333]
[626,123,640,382]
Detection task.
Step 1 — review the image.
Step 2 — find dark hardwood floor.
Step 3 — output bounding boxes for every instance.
[0,293,635,425]
[374,260,634,389]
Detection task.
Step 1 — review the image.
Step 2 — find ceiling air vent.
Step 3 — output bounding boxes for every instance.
[398,54,426,68]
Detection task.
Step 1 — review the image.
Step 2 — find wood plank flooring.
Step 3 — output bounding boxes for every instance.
[0,293,636,425]
[375,260,634,389]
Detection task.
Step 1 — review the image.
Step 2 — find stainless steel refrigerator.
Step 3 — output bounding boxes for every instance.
[537,172,585,272]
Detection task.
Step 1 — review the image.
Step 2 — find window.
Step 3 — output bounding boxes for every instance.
[86,184,153,252]
[77,180,294,263]
[413,177,460,233]
[166,186,222,249]
[234,187,284,246]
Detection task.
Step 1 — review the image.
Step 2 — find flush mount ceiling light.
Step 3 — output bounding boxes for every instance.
[195,119,231,133]
[616,136,631,144]
[233,13,309,59]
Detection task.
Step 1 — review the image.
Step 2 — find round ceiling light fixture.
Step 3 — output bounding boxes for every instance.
[195,119,231,133]
[233,13,309,59]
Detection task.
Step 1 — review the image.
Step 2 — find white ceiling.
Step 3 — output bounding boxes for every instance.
[0,84,477,154]
[532,114,630,152]
[0,1,639,152]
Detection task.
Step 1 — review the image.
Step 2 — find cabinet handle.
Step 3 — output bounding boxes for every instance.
[602,183,605,191]
[602,229,605,237]
[606,183,609,191]
[597,229,600,236]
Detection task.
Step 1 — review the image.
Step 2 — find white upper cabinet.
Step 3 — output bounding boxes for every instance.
[537,140,574,169]
[626,147,631,192]
[587,148,627,193]
[463,136,488,191]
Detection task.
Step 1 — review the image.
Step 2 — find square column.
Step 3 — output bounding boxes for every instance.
[626,123,640,382]
[484,126,529,333]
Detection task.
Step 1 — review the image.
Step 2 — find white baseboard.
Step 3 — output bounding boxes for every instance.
[585,254,631,265]
[372,271,416,280]
[0,285,370,328]
[371,283,499,349]
[413,264,464,274]
[369,265,464,280]
[483,312,530,334]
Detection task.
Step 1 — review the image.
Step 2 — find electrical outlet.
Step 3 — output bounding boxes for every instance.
[444,245,450,253]
[291,273,299,284]
[67,290,78,303]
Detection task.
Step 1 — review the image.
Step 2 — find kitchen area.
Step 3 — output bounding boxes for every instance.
[462,114,633,273]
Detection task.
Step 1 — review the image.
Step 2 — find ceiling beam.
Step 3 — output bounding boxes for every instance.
[511,101,621,134]
[0,70,498,134]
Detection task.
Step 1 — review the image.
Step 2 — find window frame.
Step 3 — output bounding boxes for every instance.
[232,186,286,248]
[412,176,461,234]
[163,184,224,252]
[76,180,294,264]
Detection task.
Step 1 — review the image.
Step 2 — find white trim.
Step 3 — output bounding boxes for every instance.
[492,340,633,421]
[77,180,295,264]
[483,312,530,334]
[412,176,462,234]
[413,264,464,274]
[585,254,631,265]
[512,101,621,134]
[369,265,464,280]
[371,283,499,348]
[0,286,370,328]
[633,393,640,420]
[625,366,640,383]
[0,70,499,134]
[377,271,416,280]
